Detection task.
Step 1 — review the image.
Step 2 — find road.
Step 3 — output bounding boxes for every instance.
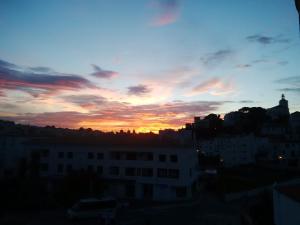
[1,194,241,225]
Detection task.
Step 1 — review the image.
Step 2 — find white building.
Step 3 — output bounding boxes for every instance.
[273,184,300,225]
[199,135,267,167]
[27,144,199,201]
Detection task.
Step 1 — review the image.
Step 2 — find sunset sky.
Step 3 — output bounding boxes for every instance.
[0,0,299,133]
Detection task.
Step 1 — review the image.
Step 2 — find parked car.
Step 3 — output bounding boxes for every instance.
[67,197,118,220]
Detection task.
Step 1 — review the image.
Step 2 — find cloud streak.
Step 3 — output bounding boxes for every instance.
[201,49,234,67]
[246,34,290,45]
[275,76,300,94]
[62,95,108,111]
[90,64,118,79]
[0,59,98,97]
[127,84,152,96]
[150,0,180,26]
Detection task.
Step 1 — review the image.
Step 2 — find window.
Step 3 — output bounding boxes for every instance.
[41,149,49,157]
[159,154,166,162]
[97,166,103,174]
[58,152,64,159]
[67,164,72,172]
[176,187,187,198]
[88,152,94,159]
[67,152,73,159]
[144,153,153,161]
[168,169,179,178]
[97,153,104,160]
[40,163,48,171]
[170,155,178,163]
[142,168,153,177]
[111,152,121,160]
[126,152,137,160]
[125,184,135,198]
[125,167,135,176]
[136,168,142,176]
[88,165,94,172]
[137,152,153,161]
[57,164,64,173]
[291,150,296,157]
[109,166,119,176]
[157,168,168,177]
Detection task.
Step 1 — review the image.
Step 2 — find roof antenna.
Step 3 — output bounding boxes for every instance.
[296,0,300,36]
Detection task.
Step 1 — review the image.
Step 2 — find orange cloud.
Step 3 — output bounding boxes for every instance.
[2,100,223,133]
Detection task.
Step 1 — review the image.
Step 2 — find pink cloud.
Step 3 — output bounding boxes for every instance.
[150,0,180,26]
[188,77,235,96]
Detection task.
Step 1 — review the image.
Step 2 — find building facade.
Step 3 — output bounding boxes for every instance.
[26,144,199,201]
[199,135,267,167]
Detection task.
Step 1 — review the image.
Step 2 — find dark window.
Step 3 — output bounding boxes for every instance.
[146,153,153,161]
[176,187,187,198]
[67,164,73,172]
[42,149,49,157]
[97,153,104,160]
[97,166,103,174]
[126,152,137,160]
[138,152,153,161]
[125,184,135,198]
[142,168,153,177]
[88,152,94,159]
[157,168,168,177]
[58,152,64,159]
[159,154,166,162]
[40,163,48,171]
[170,155,178,163]
[136,168,142,176]
[168,169,179,178]
[125,167,135,176]
[88,165,94,172]
[143,184,153,199]
[109,166,119,175]
[111,152,121,160]
[67,152,73,159]
[291,150,296,157]
[31,151,40,160]
[57,164,64,173]
[286,143,290,148]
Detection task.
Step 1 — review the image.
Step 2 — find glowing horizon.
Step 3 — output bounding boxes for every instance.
[0,0,299,132]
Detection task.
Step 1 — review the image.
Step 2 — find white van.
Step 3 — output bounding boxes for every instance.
[67,197,118,220]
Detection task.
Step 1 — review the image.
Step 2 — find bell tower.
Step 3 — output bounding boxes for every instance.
[279,94,288,108]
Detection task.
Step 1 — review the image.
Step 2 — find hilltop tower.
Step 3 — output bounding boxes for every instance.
[279,94,288,109]
[267,94,290,120]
